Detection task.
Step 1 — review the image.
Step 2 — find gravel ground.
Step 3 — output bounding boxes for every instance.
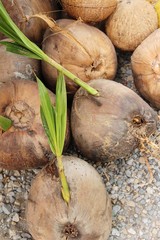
[0,52,160,240]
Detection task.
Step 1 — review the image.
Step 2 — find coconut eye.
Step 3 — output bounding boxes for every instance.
[132,116,145,126]
[62,223,79,238]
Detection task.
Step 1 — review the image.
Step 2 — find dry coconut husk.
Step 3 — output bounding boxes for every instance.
[105,0,158,51]
[0,0,58,43]
[0,39,41,82]
[0,80,70,170]
[42,19,117,95]
[131,29,160,109]
[60,0,117,23]
[71,79,158,162]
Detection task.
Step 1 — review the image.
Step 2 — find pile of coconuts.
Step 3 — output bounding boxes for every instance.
[0,0,160,239]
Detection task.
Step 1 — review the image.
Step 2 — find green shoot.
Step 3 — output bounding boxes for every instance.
[0,115,12,131]
[0,1,99,96]
[155,0,160,27]
[37,73,70,204]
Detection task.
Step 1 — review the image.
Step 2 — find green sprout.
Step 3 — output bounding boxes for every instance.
[0,0,99,96]
[0,115,12,131]
[37,72,70,204]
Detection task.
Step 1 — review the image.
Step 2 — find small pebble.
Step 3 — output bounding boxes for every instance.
[12,213,19,222]
[112,228,120,237]
[127,228,136,235]
[2,204,11,215]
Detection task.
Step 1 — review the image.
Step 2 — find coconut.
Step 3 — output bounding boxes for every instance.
[0,0,58,43]
[105,0,158,51]
[131,29,160,109]
[26,156,112,240]
[0,79,70,170]
[60,0,117,23]
[0,39,41,82]
[71,79,158,162]
[42,19,117,95]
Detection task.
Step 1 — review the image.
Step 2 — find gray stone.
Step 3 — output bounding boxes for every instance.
[12,213,19,222]
[112,228,120,236]
[2,204,11,215]
[113,205,121,215]
[127,228,136,235]
[0,194,3,202]
[146,187,154,194]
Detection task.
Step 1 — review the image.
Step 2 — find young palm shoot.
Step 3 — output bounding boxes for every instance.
[37,72,70,204]
[0,0,98,96]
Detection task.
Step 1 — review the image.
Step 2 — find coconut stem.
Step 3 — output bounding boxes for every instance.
[42,54,99,96]
[57,155,70,204]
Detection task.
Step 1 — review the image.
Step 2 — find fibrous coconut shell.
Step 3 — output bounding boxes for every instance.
[42,19,117,95]
[0,79,70,170]
[131,29,160,109]
[71,79,157,161]
[61,0,117,23]
[0,39,41,82]
[26,156,112,240]
[105,0,158,51]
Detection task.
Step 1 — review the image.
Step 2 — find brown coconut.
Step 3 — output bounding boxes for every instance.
[0,0,58,43]
[0,39,41,82]
[71,79,157,162]
[105,0,158,51]
[60,0,117,23]
[131,29,160,109]
[26,156,112,240]
[0,79,70,170]
[42,19,117,95]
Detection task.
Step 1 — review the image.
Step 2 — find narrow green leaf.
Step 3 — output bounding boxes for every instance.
[40,107,56,155]
[0,23,21,43]
[0,115,12,131]
[55,72,67,156]
[0,41,42,59]
[36,72,67,156]
[36,74,70,203]
[36,76,58,153]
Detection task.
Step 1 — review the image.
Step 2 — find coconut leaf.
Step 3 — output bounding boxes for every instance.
[37,73,67,156]
[40,107,56,155]
[55,72,67,156]
[0,41,42,59]
[0,115,12,131]
[37,74,70,203]
[37,78,57,154]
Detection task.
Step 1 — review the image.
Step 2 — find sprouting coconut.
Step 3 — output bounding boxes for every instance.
[26,74,112,240]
